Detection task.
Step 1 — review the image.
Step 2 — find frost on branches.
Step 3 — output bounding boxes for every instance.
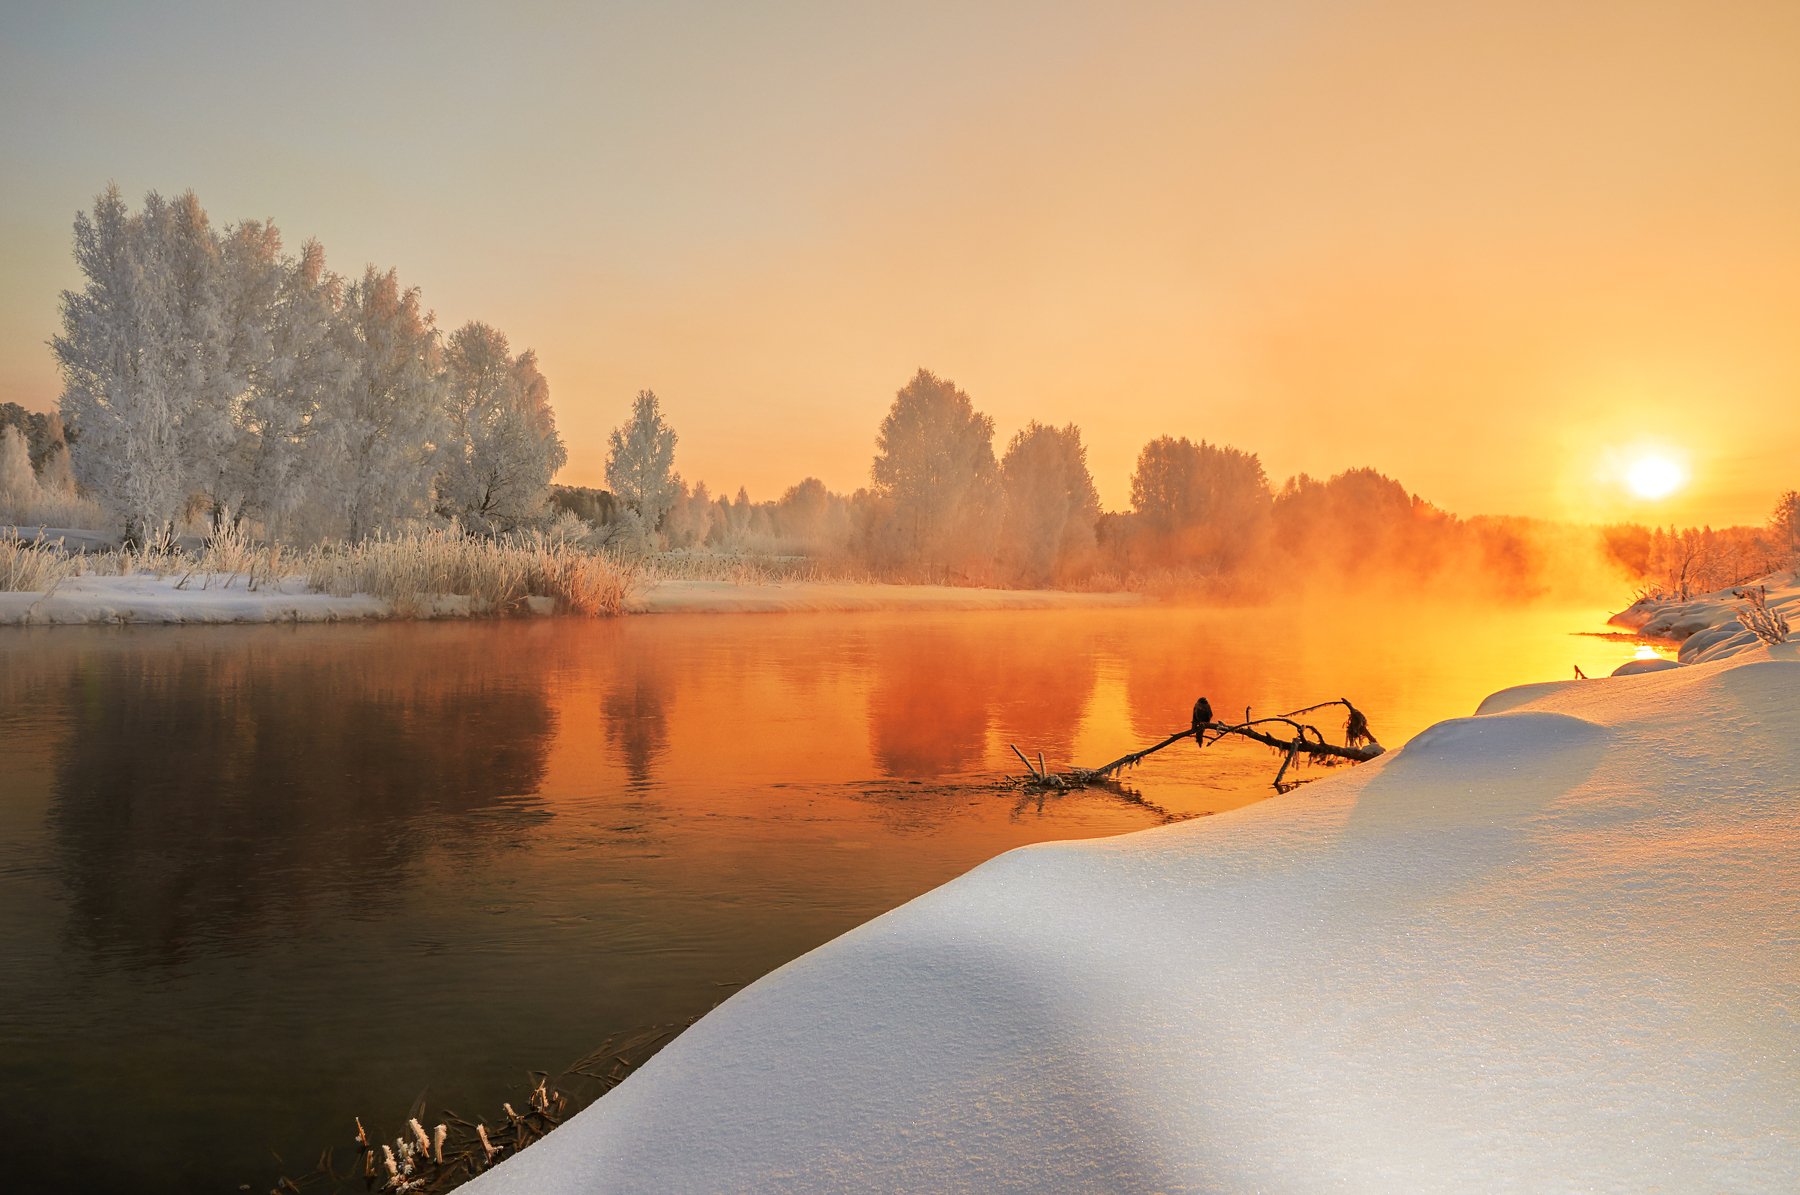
[50,186,568,545]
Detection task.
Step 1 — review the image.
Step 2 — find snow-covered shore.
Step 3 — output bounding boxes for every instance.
[467,595,1799,1193]
[1610,574,1798,664]
[0,573,1141,625]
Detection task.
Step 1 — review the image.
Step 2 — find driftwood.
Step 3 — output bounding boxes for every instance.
[1011,695,1385,796]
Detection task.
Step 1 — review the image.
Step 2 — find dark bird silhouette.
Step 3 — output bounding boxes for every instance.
[1191,696,1213,745]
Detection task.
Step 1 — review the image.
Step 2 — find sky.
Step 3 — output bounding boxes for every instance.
[3,0,1798,527]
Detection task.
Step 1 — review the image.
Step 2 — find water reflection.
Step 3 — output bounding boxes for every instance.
[47,627,555,966]
[868,623,1001,777]
[602,662,671,788]
[0,600,1658,1194]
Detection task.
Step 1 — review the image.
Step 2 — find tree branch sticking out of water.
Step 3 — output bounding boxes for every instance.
[1010,696,1385,796]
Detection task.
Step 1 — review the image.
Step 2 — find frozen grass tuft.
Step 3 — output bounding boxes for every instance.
[0,529,80,592]
[301,529,637,616]
[4,526,637,617]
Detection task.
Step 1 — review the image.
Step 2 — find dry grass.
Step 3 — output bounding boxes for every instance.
[302,529,637,616]
[4,526,638,617]
[0,529,80,592]
[0,488,108,534]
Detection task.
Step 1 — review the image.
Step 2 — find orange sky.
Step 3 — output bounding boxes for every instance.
[3,1,1797,526]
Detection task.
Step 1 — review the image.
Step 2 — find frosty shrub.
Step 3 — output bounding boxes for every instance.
[1737,586,1792,646]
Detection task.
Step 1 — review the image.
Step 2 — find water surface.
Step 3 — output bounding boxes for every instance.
[0,601,1660,1192]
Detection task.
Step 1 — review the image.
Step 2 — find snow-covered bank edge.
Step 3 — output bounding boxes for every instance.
[0,574,1145,626]
[1608,571,1798,663]
[462,628,1800,1192]
[0,572,547,625]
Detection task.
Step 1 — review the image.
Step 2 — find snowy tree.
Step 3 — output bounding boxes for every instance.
[662,477,716,548]
[245,240,354,539]
[1771,491,1800,570]
[151,191,234,511]
[54,186,187,542]
[999,422,1101,585]
[436,322,567,532]
[37,413,77,496]
[0,426,38,517]
[865,368,1000,575]
[330,266,445,539]
[772,477,851,554]
[605,390,679,531]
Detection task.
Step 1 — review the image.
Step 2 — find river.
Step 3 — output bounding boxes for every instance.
[0,600,1661,1192]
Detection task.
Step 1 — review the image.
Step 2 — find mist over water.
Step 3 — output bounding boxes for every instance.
[0,600,1661,1192]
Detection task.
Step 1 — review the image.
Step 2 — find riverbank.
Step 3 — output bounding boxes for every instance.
[1609,573,1798,662]
[465,591,1799,1193]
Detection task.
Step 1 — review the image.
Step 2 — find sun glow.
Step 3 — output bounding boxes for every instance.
[1623,453,1686,501]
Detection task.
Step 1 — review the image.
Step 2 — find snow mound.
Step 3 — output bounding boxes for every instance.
[1610,657,1680,677]
[468,649,1800,1194]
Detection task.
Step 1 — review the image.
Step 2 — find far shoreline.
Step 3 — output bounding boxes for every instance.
[0,572,1146,627]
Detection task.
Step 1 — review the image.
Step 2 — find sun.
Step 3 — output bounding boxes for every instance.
[1623,452,1686,500]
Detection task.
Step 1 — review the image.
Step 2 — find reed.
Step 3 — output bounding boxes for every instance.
[0,528,79,592]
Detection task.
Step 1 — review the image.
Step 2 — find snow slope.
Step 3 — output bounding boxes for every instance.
[468,645,1800,1194]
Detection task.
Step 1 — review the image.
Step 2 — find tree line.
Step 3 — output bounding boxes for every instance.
[24,187,1797,592]
[49,186,566,545]
[576,367,1769,596]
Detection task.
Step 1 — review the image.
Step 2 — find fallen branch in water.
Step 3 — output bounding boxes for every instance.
[1011,695,1384,796]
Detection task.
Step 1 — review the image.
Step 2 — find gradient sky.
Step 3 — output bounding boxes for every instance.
[3,1,1798,525]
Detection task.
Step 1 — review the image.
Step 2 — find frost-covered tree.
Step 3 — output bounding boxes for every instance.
[54,186,188,542]
[331,266,445,539]
[245,240,354,539]
[1771,491,1800,570]
[152,191,235,508]
[605,390,678,531]
[437,322,567,532]
[0,426,38,516]
[865,368,1000,575]
[37,413,77,496]
[999,422,1101,585]
[662,477,716,548]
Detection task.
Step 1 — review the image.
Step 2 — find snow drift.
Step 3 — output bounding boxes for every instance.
[468,643,1800,1194]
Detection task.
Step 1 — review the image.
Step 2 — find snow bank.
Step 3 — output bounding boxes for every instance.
[468,646,1800,1194]
[629,580,1142,615]
[1610,573,1799,665]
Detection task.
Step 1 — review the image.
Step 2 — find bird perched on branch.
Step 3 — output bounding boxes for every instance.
[1191,696,1213,746]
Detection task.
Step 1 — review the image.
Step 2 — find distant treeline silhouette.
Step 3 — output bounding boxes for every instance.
[562,368,1800,596]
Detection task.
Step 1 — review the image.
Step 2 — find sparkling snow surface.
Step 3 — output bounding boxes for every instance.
[469,641,1800,1193]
